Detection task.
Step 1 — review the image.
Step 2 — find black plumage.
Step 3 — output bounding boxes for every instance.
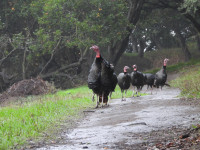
[88,45,117,107]
[131,64,145,96]
[144,73,155,94]
[117,66,131,101]
[154,58,169,90]
[109,65,118,100]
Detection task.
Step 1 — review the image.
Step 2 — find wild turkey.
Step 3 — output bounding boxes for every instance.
[88,45,117,108]
[144,73,155,94]
[108,64,118,101]
[117,66,131,101]
[154,58,169,90]
[131,64,145,97]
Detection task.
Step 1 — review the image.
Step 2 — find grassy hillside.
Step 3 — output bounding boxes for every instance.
[170,59,200,99]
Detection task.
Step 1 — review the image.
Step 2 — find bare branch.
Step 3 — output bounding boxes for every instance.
[0,48,17,66]
[39,37,62,75]
[40,56,87,79]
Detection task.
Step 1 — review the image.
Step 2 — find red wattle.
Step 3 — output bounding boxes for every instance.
[96,52,100,58]
[124,69,127,72]
[134,68,137,71]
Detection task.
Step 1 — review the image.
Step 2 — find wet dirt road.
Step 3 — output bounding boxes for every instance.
[37,86,200,150]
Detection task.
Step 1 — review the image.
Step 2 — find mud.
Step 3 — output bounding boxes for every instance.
[35,85,200,150]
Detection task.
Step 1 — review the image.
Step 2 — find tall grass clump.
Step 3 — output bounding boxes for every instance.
[0,86,94,150]
[170,64,200,99]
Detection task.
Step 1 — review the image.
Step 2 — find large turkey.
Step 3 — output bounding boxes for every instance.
[117,66,131,101]
[88,45,117,108]
[131,64,145,97]
[143,73,155,94]
[154,58,169,90]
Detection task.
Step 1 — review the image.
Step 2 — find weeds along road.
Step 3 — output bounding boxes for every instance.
[36,84,200,150]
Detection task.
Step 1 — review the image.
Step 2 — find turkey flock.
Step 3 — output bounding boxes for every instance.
[88,45,169,108]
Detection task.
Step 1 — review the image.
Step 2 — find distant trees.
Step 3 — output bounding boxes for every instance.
[127,0,199,61]
[0,0,135,90]
[0,0,199,91]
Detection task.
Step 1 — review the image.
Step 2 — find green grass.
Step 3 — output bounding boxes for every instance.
[170,64,200,99]
[0,86,94,150]
[123,52,138,57]
[0,85,146,150]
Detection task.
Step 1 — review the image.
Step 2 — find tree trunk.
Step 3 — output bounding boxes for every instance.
[175,29,191,61]
[139,40,144,58]
[184,14,200,33]
[196,34,200,52]
[131,37,138,53]
[108,0,144,65]
[151,35,162,50]
[22,44,27,80]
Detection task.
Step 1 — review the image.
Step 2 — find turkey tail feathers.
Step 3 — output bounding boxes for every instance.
[164,83,170,87]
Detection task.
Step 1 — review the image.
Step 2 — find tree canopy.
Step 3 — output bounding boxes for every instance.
[0,0,199,90]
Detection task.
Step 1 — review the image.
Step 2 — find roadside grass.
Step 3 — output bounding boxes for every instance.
[170,63,200,99]
[0,86,95,150]
[0,85,146,150]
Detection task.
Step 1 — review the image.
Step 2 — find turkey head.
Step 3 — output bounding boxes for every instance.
[90,45,100,58]
[132,64,137,71]
[164,58,169,66]
[124,66,130,73]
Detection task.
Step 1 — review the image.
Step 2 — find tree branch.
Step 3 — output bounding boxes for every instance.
[0,69,16,83]
[0,38,18,66]
[40,56,87,79]
[39,37,62,75]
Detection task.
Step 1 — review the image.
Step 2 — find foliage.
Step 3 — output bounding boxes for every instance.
[0,0,132,91]
[0,0,200,91]
[31,0,130,56]
[179,0,200,14]
[131,8,194,52]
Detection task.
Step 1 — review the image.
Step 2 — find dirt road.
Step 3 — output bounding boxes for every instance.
[36,86,200,150]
